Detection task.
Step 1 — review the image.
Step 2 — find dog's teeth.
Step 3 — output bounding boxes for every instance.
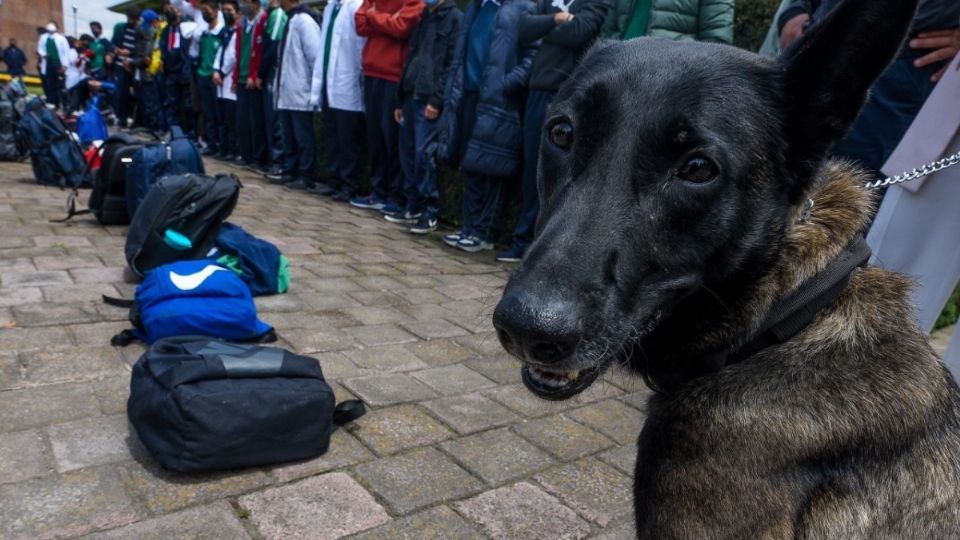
[567,370,580,380]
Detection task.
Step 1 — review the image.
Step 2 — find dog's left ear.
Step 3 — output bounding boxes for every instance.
[778,0,918,196]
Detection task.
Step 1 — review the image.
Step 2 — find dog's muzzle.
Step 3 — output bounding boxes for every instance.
[493,290,602,400]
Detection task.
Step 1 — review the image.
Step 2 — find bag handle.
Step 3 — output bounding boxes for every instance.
[333,400,366,426]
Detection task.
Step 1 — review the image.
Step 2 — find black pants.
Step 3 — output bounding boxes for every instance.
[264,79,283,166]
[113,67,133,126]
[279,109,317,181]
[322,87,364,196]
[44,62,62,109]
[363,77,402,205]
[165,77,194,136]
[237,86,267,166]
[217,97,238,157]
[458,91,503,242]
[198,77,220,152]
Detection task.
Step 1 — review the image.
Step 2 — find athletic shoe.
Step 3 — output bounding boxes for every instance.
[350,195,387,211]
[263,165,285,181]
[384,210,421,225]
[495,246,525,263]
[332,190,353,202]
[442,231,463,247]
[456,236,493,253]
[284,179,316,191]
[410,215,438,235]
[309,183,337,197]
[379,202,402,215]
[267,174,296,186]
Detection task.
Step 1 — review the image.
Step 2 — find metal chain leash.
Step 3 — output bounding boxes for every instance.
[863,150,960,190]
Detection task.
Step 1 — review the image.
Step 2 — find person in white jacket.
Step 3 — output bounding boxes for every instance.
[272,0,322,190]
[41,22,70,109]
[213,0,241,161]
[309,0,366,202]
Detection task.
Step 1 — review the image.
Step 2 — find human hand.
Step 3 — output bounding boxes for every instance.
[554,12,574,24]
[212,72,223,86]
[255,77,263,89]
[779,14,809,49]
[245,77,256,89]
[231,82,237,93]
[911,29,960,82]
[424,104,439,120]
[394,108,403,124]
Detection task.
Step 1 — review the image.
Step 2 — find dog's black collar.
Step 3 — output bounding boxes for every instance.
[722,235,872,367]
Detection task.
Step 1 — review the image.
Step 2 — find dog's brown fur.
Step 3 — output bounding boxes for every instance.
[633,163,960,537]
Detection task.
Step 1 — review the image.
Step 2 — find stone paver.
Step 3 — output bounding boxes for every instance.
[82,501,251,539]
[0,429,54,484]
[441,427,555,485]
[0,466,140,539]
[535,458,634,526]
[240,473,390,540]
[455,482,592,540]
[349,404,453,456]
[351,505,485,540]
[0,159,645,538]
[423,393,520,434]
[47,414,139,473]
[353,447,483,514]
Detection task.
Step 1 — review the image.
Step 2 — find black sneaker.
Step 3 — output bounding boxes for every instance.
[410,215,438,235]
[384,210,421,225]
[332,190,353,202]
[285,179,316,191]
[495,246,525,263]
[268,174,294,185]
[309,183,337,197]
[264,165,285,181]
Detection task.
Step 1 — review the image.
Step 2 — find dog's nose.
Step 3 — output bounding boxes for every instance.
[493,292,582,365]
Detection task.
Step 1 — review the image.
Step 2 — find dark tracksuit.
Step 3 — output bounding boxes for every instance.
[513,0,611,251]
[396,2,463,219]
[216,26,239,158]
[259,7,285,168]
[160,23,195,136]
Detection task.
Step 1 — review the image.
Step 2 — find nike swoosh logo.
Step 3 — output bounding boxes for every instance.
[169,265,228,291]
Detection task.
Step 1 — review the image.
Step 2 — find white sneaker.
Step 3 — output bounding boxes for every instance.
[456,236,493,253]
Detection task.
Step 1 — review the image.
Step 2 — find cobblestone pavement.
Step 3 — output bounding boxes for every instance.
[0,158,653,539]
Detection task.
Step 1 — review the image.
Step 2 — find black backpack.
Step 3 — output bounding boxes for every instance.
[87,133,144,225]
[128,337,365,472]
[124,173,241,278]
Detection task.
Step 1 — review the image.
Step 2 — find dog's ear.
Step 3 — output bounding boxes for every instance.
[778,0,918,196]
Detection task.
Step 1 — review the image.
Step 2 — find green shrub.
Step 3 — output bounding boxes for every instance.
[935,285,960,331]
[734,0,782,52]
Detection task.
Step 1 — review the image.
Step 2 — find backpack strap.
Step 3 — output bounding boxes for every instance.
[102,294,135,308]
[333,400,366,427]
[49,188,91,223]
[110,329,139,347]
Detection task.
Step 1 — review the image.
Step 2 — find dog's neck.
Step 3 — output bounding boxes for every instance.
[641,162,875,390]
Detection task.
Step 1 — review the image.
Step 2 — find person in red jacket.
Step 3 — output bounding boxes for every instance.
[349,0,423,213]
[234,0,269,171]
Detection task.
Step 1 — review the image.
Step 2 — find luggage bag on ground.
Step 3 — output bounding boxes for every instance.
[125,125,204,218]
[128,337,366,472]
[14,97,88,187]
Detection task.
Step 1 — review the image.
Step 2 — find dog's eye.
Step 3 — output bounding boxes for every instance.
[548,121,574,149]
[676,156,719,184]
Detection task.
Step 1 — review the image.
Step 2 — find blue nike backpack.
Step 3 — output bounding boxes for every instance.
[125,126,204,217]
[108,260,276,346]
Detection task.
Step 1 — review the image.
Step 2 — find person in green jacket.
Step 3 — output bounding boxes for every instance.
[607,0,734,43]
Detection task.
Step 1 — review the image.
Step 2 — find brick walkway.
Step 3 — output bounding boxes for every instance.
[0,158,650,539]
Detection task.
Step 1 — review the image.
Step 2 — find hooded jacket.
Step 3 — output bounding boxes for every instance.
[355,0,424,82]
[439,0,538,177]
[397,2,463,109]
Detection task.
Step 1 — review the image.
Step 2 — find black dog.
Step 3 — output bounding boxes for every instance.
[493,0,960,536]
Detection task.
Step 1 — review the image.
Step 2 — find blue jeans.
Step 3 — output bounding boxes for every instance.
[137,79,162,131]
[512,89,554,251]
[363,77,402,205]
[279,109,316,181]
[399,97,440,218]
[832,57,939,178]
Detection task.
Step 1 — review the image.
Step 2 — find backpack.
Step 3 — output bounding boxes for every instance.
[86,133,144,225]
[14,97,89,187]
[125,125,205,218]
[209,222,290,296]
[128,337,366,472]
[0,97,24,161]
[109,259,276,346]
[76,96,109,145]
[125,173,241,278]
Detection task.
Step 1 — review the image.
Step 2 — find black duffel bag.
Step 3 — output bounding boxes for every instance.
[128,337,365,472]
